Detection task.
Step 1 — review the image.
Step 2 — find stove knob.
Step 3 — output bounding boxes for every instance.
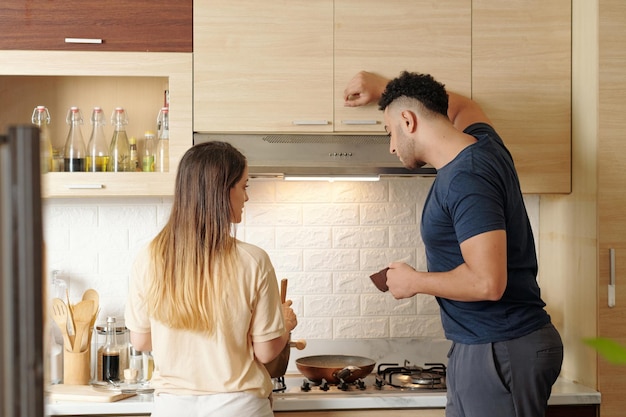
[301,380,310,392]
[320,380,329,391]
[338,381,348,391]
[356,379,366,390]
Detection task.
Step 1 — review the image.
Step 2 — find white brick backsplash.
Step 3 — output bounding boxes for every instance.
[360,248,415,271]
[303,204,360,226]
[276,226,332,249]
[292,318,333,340]
[332,226,389,248]
[331,181,388,203]
[281,272,333,295]
[247,179,276,203]
[334,318,389,338]
[45,204,98,229]
[267,249,303,272]
[246,204,302,226]
[415,294,441,315]
[238,226,275,249]
[361,293,416,316]
[276,181,332,202]
[360,203,416,225]
[334,271,375,294]
[389,224,421,247]
[389,178,434,202]
[304,249,360,271]
[42,181,540,347]
[304,295,360,317]
[390,315,445,338]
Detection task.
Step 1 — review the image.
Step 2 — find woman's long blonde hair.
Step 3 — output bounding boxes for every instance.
[145,141,247,333]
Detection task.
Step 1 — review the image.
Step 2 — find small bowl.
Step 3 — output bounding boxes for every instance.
[369,267,389,292]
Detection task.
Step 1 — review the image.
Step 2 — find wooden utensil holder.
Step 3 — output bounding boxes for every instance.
[63,348,90,385]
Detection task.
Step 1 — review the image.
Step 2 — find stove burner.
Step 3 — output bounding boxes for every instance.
[272,376,286,392]
[299,377,367,392]
[377,361,446,390]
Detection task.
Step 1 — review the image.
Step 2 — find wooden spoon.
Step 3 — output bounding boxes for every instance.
[82,289,99,348]
[82,289,99,315]
[51,298,73,350]
[71,299,94,353]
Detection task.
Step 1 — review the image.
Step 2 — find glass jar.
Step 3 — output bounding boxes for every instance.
[93,320,129,382]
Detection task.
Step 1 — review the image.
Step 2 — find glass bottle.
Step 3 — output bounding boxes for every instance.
[142,130,156,172]
[142,351,154,381]
[129,346,143,382]
[129,136,139,172]
[31,105,53,174]
[63,106,86,172]
[86,107,109,172]
[155,107,169,173]
[108,107,130,172]
[98,317,121,382]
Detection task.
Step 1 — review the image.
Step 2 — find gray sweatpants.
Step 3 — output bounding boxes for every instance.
[445,323,563,417]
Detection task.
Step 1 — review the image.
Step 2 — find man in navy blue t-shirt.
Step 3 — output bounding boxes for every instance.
[345,71,563,417]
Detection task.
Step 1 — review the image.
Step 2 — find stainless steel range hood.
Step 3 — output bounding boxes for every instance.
[193,133,436,179]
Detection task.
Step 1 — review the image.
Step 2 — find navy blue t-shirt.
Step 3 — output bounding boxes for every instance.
[421,123,550,344]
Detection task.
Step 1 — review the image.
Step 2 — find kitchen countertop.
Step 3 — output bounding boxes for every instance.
[45,376,600,416]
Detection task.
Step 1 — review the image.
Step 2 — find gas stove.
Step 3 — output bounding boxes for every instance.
[275,361,446,395]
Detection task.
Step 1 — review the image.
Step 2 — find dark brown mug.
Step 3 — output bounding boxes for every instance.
[369,267,389,292]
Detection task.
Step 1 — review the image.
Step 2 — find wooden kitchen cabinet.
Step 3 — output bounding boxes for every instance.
[539,1,625,416]
[0,0,192,52]
[333,0,471,132]
[274,405,597,416]
[194,0,334,133]
[472,0,572,194]
[596,2,626,416]
[275,411,445,417]
[546,405,599,417]
[0,50,192,197]
[193,0,470,133]
[195,0,570,193]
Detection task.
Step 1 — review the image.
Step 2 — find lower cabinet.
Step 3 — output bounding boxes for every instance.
[546,405,599,417]
[275,405,599,416]
[275,411,444,417]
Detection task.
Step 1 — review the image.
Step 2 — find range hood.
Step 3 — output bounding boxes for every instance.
[193,133,436,179]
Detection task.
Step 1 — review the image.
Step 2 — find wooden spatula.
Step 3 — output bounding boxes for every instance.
[51,298,72,350]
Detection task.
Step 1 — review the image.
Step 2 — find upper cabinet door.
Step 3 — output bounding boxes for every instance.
[0,0,192,52]
[334,0,472,132]
[194,0,334,132]
[472,0,572,194]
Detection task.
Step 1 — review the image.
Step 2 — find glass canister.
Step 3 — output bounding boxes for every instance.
[92,319,129,382]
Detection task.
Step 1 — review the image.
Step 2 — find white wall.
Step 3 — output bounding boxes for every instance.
[43,178,539,350]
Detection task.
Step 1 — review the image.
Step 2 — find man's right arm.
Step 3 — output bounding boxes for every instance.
[343,71,493,131]
[446,92,492,132]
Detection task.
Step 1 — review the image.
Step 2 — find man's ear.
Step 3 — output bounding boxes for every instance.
[401,110,418,133]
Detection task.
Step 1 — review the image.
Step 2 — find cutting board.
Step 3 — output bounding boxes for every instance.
[46,384,136,402]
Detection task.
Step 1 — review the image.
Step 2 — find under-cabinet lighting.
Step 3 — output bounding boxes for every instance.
[283,175,380,182]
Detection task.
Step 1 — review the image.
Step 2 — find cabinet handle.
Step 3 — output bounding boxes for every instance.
[341,120,379,125]
[65,184,104,189]
[292,120,329,125]
[64,38,103,44]
[609,248,616,308]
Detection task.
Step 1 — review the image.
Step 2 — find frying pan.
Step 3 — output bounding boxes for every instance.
[295,355,376,384]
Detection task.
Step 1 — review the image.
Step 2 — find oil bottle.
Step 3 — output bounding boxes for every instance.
[98,317,121,382]
[63,106,87,172]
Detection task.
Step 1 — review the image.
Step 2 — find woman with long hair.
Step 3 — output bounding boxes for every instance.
[125,141,297,417]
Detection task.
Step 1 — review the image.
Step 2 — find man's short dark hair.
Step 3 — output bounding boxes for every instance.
[378,71,449,117]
